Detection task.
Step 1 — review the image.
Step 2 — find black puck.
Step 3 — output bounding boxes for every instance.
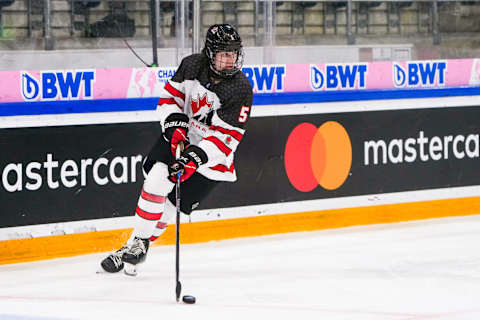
[182,295,196,304]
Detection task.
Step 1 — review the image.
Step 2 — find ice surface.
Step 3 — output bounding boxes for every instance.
[1,215,480,320]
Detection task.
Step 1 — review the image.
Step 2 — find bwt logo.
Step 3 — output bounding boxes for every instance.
[393,61,446,87]
[242,65,285,92]
[21,70,95,101]
[284,121,352,192]
[311,64,367,90]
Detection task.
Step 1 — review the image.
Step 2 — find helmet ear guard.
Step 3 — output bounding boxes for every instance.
[204,24,244,78]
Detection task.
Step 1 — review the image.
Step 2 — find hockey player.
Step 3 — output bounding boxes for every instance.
[101,24,253,274]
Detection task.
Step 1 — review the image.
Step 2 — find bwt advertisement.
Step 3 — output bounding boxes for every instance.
[0,58,479,105]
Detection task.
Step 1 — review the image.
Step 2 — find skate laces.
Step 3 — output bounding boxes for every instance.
[130,239,146,257]
[109,247,126,268]
[109,254,123,268]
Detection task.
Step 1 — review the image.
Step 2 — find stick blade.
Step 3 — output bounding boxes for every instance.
[176,281,182,302]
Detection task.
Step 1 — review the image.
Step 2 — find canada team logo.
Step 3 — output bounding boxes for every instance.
[192,93,213,114]
[284,121,352,192]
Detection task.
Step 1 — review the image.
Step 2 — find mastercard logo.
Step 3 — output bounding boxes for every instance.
[284,121,352,192]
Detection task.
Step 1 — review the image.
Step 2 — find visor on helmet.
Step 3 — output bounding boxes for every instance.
[204,24,244,78]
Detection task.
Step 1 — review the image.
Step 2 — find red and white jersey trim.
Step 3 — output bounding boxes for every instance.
[209,125,244,142]
[157,79,246,182]
[158,98,182,109]
[196,110,245,181]
[164,82,185,100]
[204,136,232,156]
[157,80,185,127]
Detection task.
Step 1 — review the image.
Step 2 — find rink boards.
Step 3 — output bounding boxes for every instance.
[2,92,480,264]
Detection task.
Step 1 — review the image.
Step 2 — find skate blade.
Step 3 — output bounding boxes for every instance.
[123,262,138,276]
[96,267,123,275]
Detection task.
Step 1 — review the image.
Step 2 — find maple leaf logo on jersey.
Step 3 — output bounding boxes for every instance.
[191,94,213,119]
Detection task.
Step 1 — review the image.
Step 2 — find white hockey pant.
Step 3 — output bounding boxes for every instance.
[130,162,175,241]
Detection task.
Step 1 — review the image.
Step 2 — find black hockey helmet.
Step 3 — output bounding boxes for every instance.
[204,24,244,78]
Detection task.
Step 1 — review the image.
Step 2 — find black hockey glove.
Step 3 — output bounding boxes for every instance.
[168,145,208,183]
[163,113,190,156]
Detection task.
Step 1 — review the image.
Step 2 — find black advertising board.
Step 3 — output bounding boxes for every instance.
[206,104,480,207]
[0,123,161,228]
[1,105,480,228]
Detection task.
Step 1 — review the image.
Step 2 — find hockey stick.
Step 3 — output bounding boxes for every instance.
[175,171,182,302]
[174,142,196,304]
[175,142,183,302]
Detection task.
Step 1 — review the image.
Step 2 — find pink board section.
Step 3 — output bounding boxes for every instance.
[0,59,478,103]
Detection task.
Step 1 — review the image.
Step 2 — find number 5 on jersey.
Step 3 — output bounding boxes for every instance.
[238,105,251,123]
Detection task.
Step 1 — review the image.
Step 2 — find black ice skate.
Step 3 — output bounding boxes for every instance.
[100,246,128,273]
[122,237,150,276]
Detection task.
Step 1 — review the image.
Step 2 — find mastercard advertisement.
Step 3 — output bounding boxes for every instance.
[0,122,160,228]
[207,104,480,208]
[2,104,479,229]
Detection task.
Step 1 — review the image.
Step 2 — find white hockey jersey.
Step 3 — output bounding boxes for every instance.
[156,53,253,182]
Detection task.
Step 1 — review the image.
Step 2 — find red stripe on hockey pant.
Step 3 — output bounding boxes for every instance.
[136,206,163,221]
[158,98,182,109]
[165,82,185,100]
[204,136,232,156]
[209,125,244,141]
[141,189,166,203]
[209,163,235,173]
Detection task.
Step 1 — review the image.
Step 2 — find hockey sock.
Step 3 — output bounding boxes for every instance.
[132,188,166,239]
[149,222,168,241]
[149,199,176,241]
